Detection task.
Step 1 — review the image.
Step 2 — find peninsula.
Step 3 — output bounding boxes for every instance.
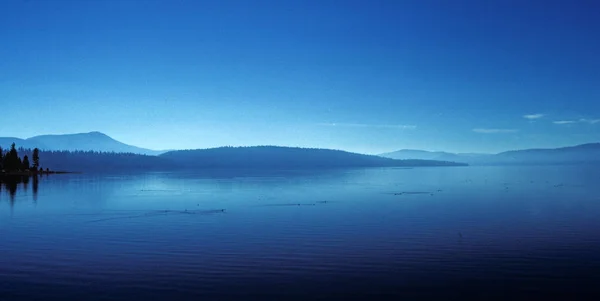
[0,143,60,176]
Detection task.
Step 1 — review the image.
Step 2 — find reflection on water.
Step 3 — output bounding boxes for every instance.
[0,174,40,205]
[2,166,600,300]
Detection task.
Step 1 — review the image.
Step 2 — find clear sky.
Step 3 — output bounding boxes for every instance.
[1,0,599,154]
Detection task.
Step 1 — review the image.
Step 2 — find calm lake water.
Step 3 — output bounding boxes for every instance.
[1,166,600,300]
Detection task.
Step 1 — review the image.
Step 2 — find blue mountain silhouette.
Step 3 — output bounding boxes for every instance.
[0,132,162,155]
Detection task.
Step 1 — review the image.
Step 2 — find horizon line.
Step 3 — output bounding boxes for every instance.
[1,131,599,156]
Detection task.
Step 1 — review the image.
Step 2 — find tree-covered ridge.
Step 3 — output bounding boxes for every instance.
[2,144,466,173]
[1,143,171,173]
[21,149,172,171]
[160,146,466,169]
[0,143,43,173]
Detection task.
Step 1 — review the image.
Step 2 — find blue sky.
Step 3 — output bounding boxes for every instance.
[1,0,599,154]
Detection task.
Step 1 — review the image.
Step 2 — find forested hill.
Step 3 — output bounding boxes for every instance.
[16,149,173,172]
[159,146,466,169]
[4,146,465,172]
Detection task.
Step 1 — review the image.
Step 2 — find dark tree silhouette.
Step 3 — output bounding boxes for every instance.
[22,155,31,170]
[16,149,173,171]
[4,143,21,171]
[1,144,44,173]
[32,148,40,169]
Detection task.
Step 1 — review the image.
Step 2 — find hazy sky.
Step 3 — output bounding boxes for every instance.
[1,0,599,154]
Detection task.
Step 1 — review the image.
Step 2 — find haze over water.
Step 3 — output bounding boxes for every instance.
[2,166,600,300]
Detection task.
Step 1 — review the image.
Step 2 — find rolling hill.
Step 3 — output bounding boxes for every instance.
[380,143,600,165]
[494,143,600,164]
[160,146,466,169]
[0,132,163,155]
[4,131,598,168]
[16,149,174,172]
[379,149,482,162]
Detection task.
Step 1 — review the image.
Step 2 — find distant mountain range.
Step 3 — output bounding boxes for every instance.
[7,146,465,172]
[380,143,600,165]
[0,132,465,171]
[0,132,163,156]
[3,131,598,170]
[379,149,486,162]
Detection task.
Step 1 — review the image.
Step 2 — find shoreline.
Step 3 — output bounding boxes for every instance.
[0,171,78,177]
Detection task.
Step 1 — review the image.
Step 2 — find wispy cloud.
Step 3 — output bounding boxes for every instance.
[317,123,416,130]
[553,120,576,125]
[553,119,600,125]
[472,128,519,134]
[523,113,545,120]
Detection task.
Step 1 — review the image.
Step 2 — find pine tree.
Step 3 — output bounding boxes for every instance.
[1,151,7,171]
[22,155,31,170]
[6,143,20,171]
[32,148,40,169]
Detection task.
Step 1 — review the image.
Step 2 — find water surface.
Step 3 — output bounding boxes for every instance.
[1,166,600,300]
